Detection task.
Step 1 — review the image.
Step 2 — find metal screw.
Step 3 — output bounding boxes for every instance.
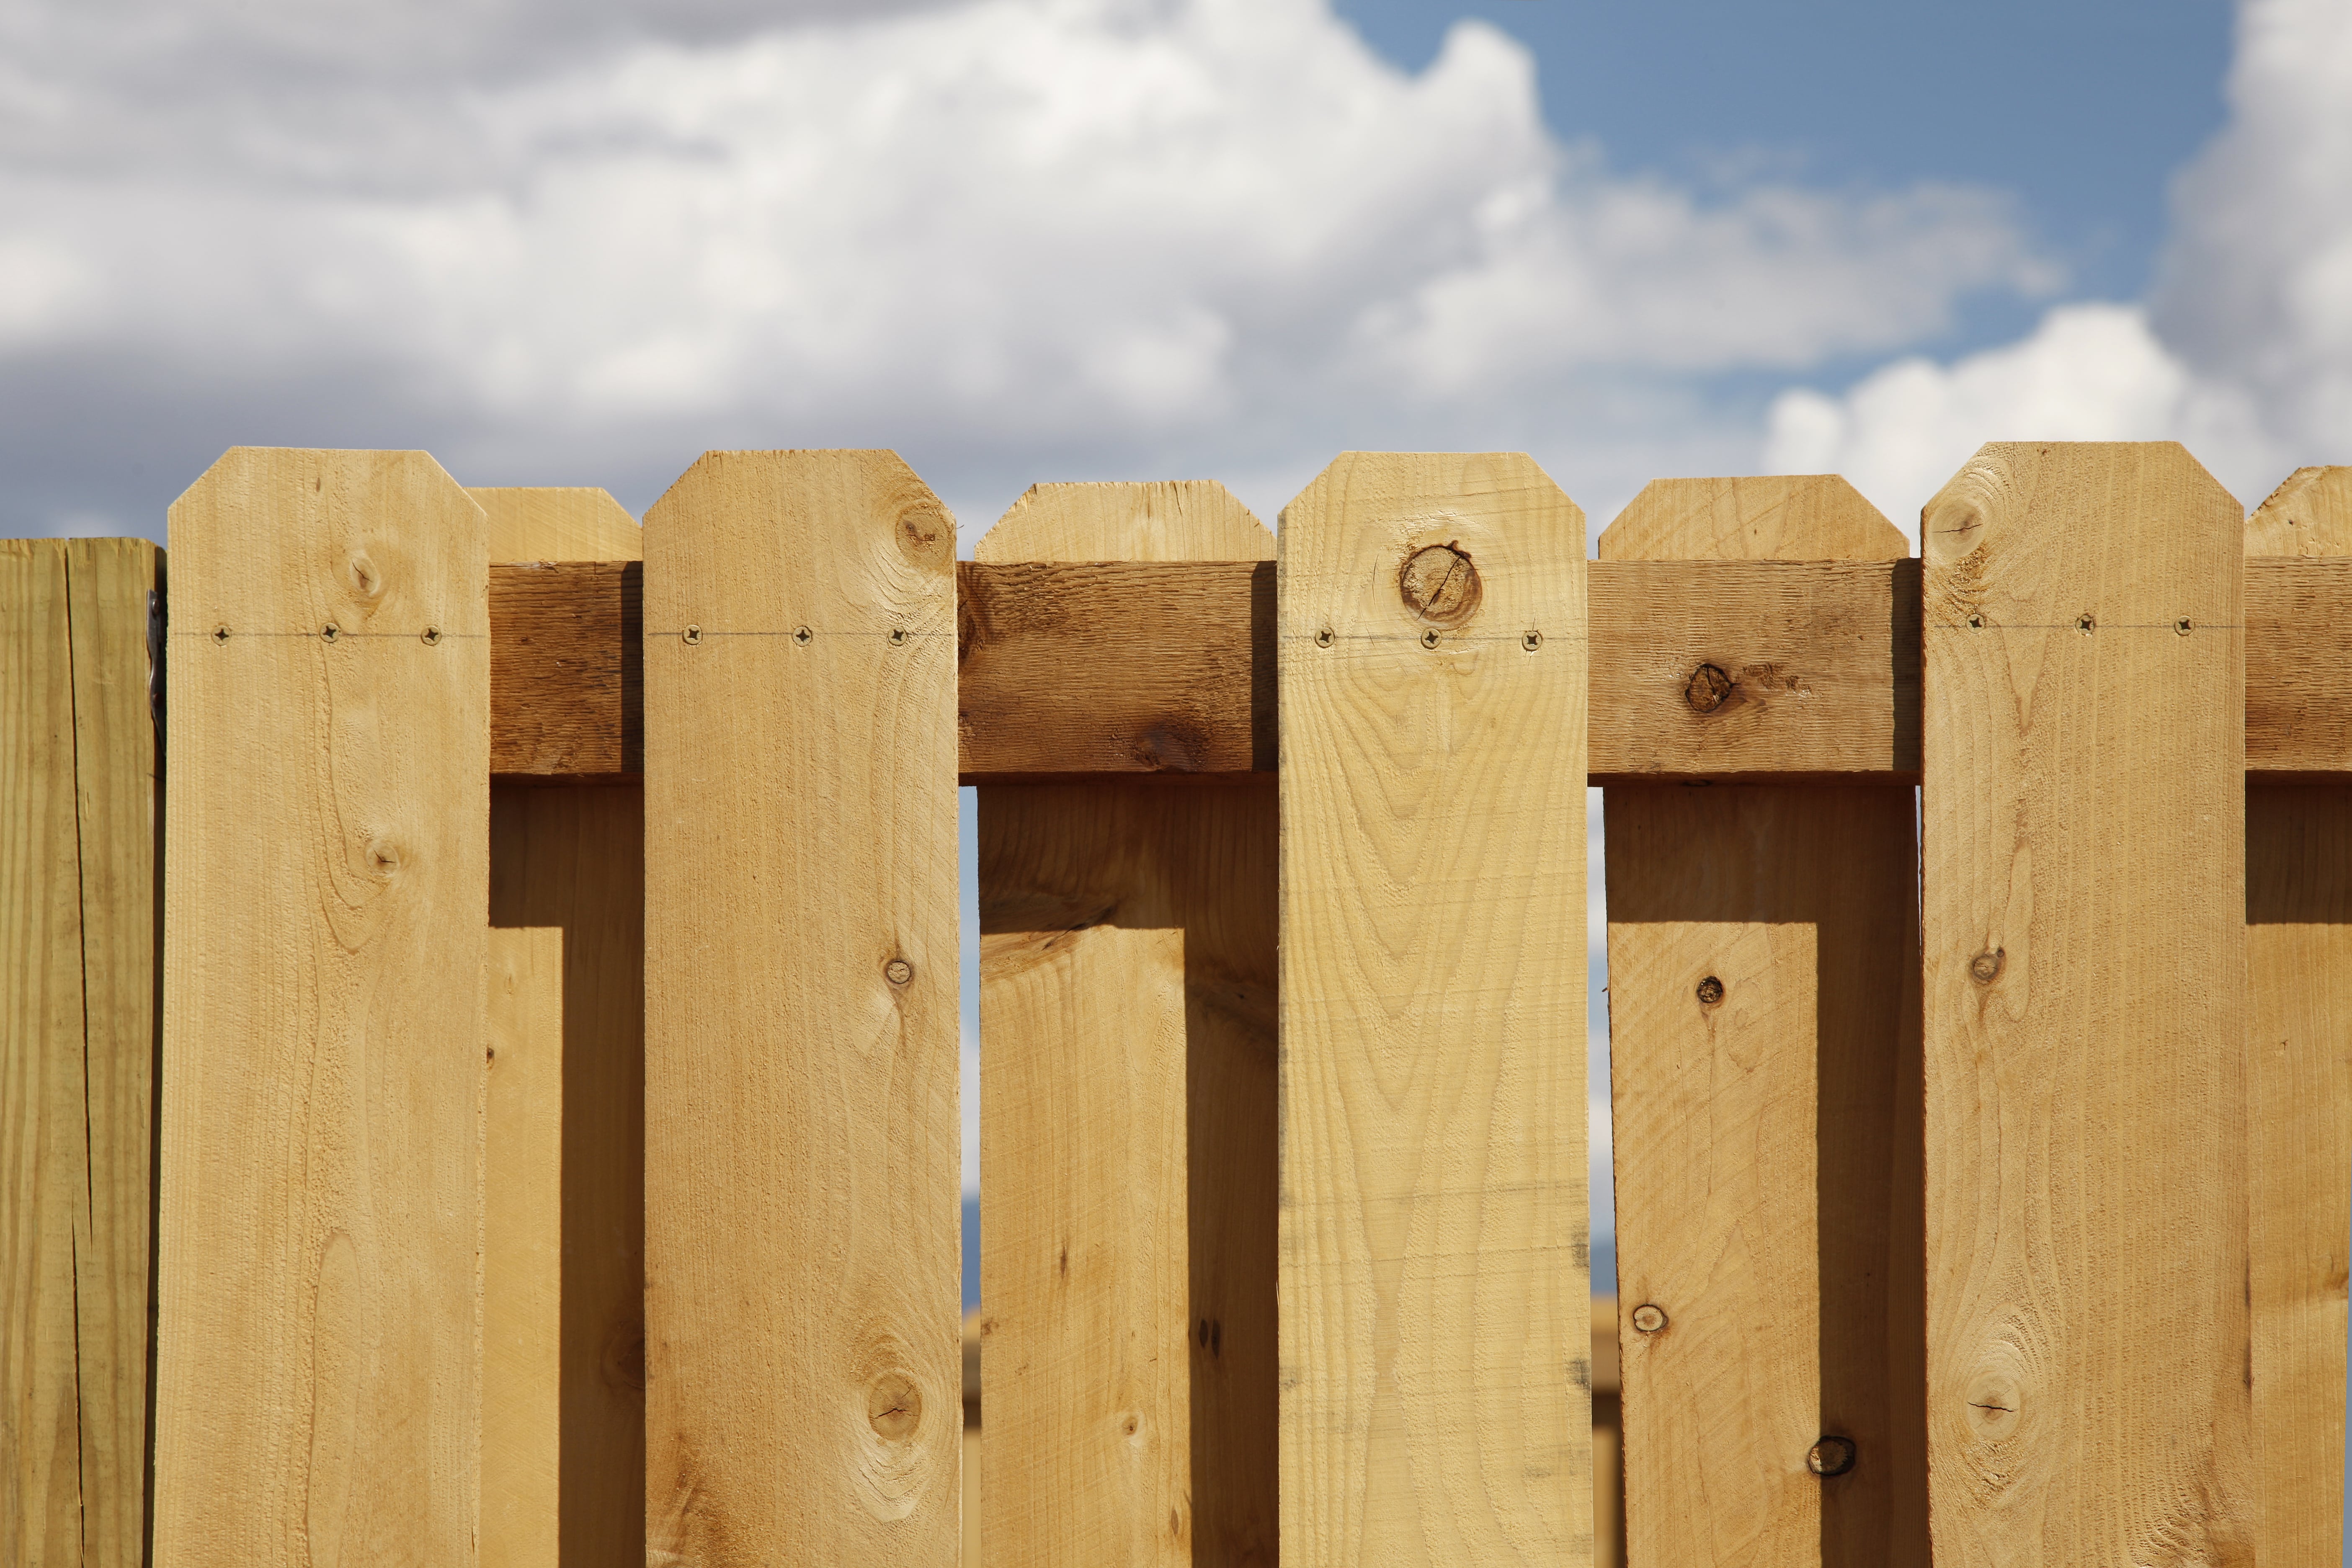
[1314,627,1334,649]
[1807,1436,1857,1478]
[1966,614,1984,630]
[885,958,914,986]
[1522,630,1542,652]
[321,623,340,642]
[212,625,230,644]
[1630,1304,1668,1334]
[793,626,812,645]
[1420,629,1440,650]
[420,626,441,646]
[683,624,702,646]
[1696,976,1725,1006]
[2175,616,2192,636]
[2075,613,2095,635]
[888,627,908,647]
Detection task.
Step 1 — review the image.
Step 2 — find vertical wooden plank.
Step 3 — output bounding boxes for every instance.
[0,539,88,1566]
[642,451,960,1564]
[64,537,165,1568]
[1278,451,1592,1567]
[2244,464,2351,1565]
[155,448,490,1565]
[1919,442,2251,1563]
[483,485,647,1567]
[1599,475,1926,1568]
[485,926,564,1568]
[975,480,1280,1568]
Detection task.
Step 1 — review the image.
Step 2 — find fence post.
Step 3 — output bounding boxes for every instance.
[974,482,1279,1566]
[641,451,961,1563]
[2243,464,2352,1564]
[1599,476,1926,1567]
[155,449,489,1563]
[1919,442,2251,1561]
[480,485,647,1566]
[1277,452,1592,1566]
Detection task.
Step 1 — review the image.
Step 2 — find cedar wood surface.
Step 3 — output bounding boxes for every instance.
[1600,476,1927,1568]
[487,556,2352,783]
[1919,443,2252,1563]
[1278,452,1594,1566]
[977,480,1282,1568]
[481,485,649,1568]
[2244,464,2352,1565]
[641,451,961,1565]
[154,449,488,1565]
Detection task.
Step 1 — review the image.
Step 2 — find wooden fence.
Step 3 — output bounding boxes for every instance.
[2,444,2345,1566]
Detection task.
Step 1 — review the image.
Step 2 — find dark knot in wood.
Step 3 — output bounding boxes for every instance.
[1684,663,1733,713]
[1399,542,1482,627]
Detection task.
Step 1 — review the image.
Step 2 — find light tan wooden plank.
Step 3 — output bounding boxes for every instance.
[1600,478,1926,1568]
[1,539,88,1566]
[642,450,960,1563]
[487,487,649,1567]
[976,479,1280,1568]
[2244,463,2351,1565]
[63,538,164,1568]
[472,487,642,563]
[1919,441,2251,1563]
[484,926,564,1568]
[1278,451,1592,1567]
[155,448,489,1566]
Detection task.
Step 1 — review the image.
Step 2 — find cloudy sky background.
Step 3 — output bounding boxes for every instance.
[10,0,2349,1335]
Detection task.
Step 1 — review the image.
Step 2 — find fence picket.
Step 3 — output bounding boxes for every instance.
[2244,463,2352,1565]
[1919,442,2251,1561]
[482,485,647,1565]
[975,481,1281,1567]
[155,449,489,1564]
[1600,476,1926,1568]
[642,451,961,1563]
[1278,452,1593,1567]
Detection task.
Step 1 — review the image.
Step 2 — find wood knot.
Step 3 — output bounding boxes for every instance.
[1695,976,1724,1007]
[1969,948,2004,985]
[1684,663,1733,713]
[1807,1436,1857,1477]
[1399,542,1481,627]
[866,1372,922,1442]
[1630,1303,1667,1334]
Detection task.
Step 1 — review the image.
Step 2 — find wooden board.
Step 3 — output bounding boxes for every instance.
[1600,475,1926,1568]
[154,448,489,1565]
[2244,464,2351,1565]
[0,539,89,1565]
[472,486,641,563]
[1278,451,1592,1566]
[63,538,166,1568]
[976,480,1280,1567]
[485,488,649,1567]
[490,561,641,779]
[485,926,563,1568]
[2244,556,2352,780]
[1919,442,2251,1563]
[642,450,960,1563]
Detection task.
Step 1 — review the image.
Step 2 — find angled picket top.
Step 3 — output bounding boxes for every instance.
[1601,476,1927,1568]
[976,482,1280,1567]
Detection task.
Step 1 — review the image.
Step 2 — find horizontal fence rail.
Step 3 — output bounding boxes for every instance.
[2,446,2347,1568]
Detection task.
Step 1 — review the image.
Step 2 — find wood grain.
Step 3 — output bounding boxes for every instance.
[2245,556,2352,781]
[63,538,165,1568]
[155,448,489,1565]
[642,450,960,1565]
[0,540,89,1565]
[1919,441,2252,1565]
[976,480,1280,1568]
[2244,464,2351,1566]
[485,926,564,1568]
[1278,451,1592,1567]
[1600,475,1926,1568]
[487,488,649,1568]
[490,561,640,780]
[472,486,642,563]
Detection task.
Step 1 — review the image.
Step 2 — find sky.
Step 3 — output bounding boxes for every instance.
[10,0,2345,1460]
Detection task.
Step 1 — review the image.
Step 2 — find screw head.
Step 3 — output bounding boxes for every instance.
[1966,614,1984,630]
[420,626,441,646]
[1807,1436,1857,1478]
[885,958,914,986]
[321,623,340,642]
[683,624,702,645]
[1630,1303,1667,1334]
[1314,627,1334,649]
[888,627,909,647]
[1419,628,1441,650]
[1522,630,1542,652]
[2075,612,2095,635]
[212,625,230,644]
[793,626,812,645]
[2175,616,2192,636]
[1696,975,1725,1007]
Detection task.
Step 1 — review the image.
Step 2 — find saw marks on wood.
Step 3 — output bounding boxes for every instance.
[976,480,1279,1568]
[156,448,489,1566]
[1919,442,2251,1565]
[1278,451,1592,1567]
[643,451,960,1565]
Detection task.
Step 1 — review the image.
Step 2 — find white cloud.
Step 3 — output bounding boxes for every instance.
[0,0,2050,535]
[1765,0,2352,533]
